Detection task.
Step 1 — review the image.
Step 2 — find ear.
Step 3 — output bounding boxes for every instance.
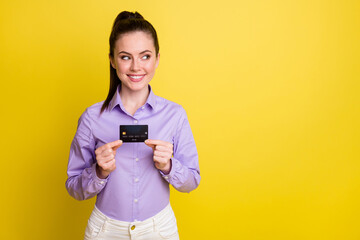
[109,54,116,69]
[155,53,160,69]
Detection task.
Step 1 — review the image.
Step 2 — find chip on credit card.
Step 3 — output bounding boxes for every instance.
[120,125,148,142]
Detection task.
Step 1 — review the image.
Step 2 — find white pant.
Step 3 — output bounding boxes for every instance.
[84,204,179,240]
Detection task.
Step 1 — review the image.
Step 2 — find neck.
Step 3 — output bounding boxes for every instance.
[119,84,149,115]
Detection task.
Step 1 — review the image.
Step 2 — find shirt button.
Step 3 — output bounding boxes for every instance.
[100,181,105,184]
[134,199,138,203]
[134,120,138,124]
[164,176,169,180]
[135,158,139,162]
[134,178,139,183]
[131,225,135,230]
[141,106,145,109]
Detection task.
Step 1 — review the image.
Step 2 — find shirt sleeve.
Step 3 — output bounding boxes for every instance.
[65,109,108,200]
[160,106,201,193]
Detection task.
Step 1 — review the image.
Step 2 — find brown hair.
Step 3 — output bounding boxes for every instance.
[100,11,159,114]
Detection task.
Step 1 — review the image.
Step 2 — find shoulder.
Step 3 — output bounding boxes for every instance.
[78,101,105,123]
[155,96,185,113]
[154,96,189,127]
[86,101,104,115]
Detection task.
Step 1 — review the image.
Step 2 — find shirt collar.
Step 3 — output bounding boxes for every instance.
[109,84,156,112]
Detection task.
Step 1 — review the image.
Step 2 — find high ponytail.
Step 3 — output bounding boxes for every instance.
[113,11,144,22]
[100,11,159,114]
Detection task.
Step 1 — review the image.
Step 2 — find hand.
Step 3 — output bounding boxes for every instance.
[95,140,123,179]
[145,139,173,174]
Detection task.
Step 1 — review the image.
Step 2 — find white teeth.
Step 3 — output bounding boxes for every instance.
[129,75,143,79]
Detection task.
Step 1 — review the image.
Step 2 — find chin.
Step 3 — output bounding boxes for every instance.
[124,82,149,92]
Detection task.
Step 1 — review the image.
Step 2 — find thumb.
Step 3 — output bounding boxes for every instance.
[144,139,156,150]
[112,140,123,151]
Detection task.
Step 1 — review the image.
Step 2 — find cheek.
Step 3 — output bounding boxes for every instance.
[144,61,157,72]
[117,62,130,74]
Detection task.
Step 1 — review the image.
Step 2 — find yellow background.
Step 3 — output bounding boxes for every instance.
[1,0,359,239]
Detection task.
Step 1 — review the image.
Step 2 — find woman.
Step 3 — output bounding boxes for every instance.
[65,11,200,240]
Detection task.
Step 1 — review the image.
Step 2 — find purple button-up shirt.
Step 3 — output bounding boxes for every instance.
[65,85,200,221]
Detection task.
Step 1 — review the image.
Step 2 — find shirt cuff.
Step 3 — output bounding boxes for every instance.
[91,163,108,186]
[159,158,177,182]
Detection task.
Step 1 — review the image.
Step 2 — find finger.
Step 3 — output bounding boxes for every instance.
[153,155,168,162]
[145,140,173,151]
[111,140,123,151]
[98,153,115,163]
[108,140,123,149]
[144,141,156,150]
[95,140,122,155]
[96,148,113,158]
[95,144,111,155]
[154,150,171,159]
[155,145,172,152]
[101,159,116,171]
[145,139,169,146]
[153,155,168,164]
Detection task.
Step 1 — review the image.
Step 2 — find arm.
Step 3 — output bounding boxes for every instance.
[162,107,201,193]
[65,109,107,200]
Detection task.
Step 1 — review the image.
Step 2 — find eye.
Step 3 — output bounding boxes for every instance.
[121,55,130,60]
[142,54,151,60]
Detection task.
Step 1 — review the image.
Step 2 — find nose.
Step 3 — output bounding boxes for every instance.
[130,59,140,71]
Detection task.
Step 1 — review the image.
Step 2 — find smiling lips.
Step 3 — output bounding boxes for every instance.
[128,74,145,82]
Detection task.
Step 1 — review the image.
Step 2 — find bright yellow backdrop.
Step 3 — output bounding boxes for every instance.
[1,0,359,239]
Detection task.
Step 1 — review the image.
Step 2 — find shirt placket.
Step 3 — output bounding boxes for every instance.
[132,117,140,221]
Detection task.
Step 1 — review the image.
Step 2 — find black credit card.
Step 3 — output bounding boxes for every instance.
[120,125,148,142]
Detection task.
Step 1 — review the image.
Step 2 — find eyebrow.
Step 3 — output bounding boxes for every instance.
[118,50,153,55]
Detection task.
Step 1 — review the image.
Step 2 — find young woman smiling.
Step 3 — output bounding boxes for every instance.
[65,11,200,240]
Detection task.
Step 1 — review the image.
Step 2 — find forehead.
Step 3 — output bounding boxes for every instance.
[115,31,155,53]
